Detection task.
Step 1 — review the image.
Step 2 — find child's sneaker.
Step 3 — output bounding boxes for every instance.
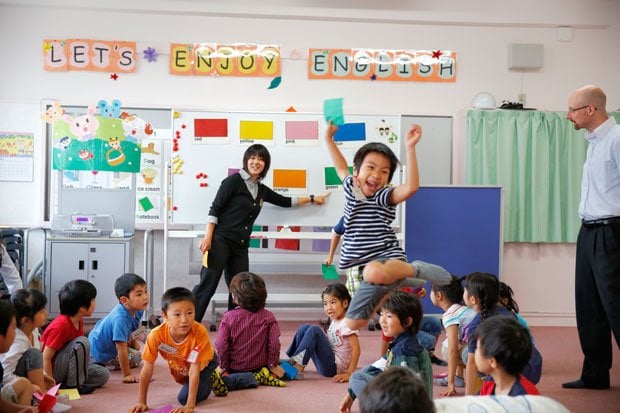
[254,367,286,387]
[433,375,465,388]
[210,370,228,397]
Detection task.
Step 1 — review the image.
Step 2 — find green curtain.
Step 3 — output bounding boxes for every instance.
[466,110,620,243]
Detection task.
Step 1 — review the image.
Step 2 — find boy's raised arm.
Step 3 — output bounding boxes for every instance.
[325,121,350,181]
[389,124,421,205]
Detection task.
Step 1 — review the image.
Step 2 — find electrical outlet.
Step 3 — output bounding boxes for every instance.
[518,94,526,106]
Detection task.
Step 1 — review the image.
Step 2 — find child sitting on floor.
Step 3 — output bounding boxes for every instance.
[130,287,218,413]
[211,272,287,396]
[475,316,540,396]
[285,283,360,382]
[40,280,109,393]
[89,273,149,384]
[0,300,37,413]
[339,290,433,413]
[1,289,54,392]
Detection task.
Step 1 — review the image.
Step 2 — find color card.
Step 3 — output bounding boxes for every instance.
[324,166,353,186]
[239,120,274,140]
[285,120,319,140]
[228,167,240,176]
[275,226,300,250]
[323,98,345,126]
[334,122,366,142]
[322,264,340,280]
[250,225,268,248]
[194,118,228,137]
[273,169,306,188]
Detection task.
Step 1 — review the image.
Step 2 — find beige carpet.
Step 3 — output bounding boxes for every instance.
[66,323,620,412]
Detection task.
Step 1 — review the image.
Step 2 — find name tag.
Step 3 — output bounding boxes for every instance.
[158,343,177,354]
[186,346,199,363]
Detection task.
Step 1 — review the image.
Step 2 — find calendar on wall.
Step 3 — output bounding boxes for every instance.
[0,132,34,182]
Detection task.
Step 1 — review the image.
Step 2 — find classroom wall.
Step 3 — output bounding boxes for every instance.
[1,0,619,324]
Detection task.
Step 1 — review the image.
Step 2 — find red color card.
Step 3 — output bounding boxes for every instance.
[194,118,228,137]
[275,226,300,250]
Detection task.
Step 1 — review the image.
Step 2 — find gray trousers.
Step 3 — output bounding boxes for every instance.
[52,336,109,388]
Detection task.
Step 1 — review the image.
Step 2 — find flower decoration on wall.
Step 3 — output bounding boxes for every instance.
[143,47,159,63]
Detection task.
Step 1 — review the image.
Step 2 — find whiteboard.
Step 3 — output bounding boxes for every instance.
[170,111,402,227]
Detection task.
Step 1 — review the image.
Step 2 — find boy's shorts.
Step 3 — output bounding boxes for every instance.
[346,280,406,320]
[105,347,142,370]
[0,381,19,404]
[345,266,364,296]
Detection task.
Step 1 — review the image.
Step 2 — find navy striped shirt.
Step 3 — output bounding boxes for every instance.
[339,175,407,269]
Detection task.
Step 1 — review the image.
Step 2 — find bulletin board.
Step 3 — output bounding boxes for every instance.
[170,111,403,228]
[405,186,503,314]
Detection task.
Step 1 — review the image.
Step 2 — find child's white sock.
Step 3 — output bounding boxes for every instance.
[292,350,306,366]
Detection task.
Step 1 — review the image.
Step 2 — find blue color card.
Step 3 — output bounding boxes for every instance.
[334,122,366,142]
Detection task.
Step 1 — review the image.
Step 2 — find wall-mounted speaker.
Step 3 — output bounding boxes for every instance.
[508,43,543,70]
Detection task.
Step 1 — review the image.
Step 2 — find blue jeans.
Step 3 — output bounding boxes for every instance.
[286,324,337,377]
[418,315,441,351]
[177,355,218,405]
[222,371,259,390]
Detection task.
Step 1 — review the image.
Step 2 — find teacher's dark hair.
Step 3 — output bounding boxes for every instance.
[243,144,271,179]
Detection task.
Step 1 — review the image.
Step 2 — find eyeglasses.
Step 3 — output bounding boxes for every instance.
[567,104,594,113]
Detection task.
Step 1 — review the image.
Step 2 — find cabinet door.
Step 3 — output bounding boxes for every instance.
[88,243,126,315]
[49,242,89,314]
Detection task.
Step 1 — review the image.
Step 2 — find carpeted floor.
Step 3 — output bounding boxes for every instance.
[67,322,620,412]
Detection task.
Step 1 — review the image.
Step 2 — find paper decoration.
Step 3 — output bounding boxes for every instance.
[143,47,159,62]
[268,76,282,89]
[0,132,34,182]
[308,48,456,82]
[323,98,345,126]
[194,118,228,138]
[43,39,136,73]
[170,43,280,77]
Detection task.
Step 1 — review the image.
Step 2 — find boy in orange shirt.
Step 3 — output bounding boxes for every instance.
[130,287,217,413]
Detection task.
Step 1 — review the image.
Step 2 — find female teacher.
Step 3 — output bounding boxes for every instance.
[192,143,328,323]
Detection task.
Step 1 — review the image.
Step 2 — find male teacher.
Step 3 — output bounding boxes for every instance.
[564,85,620,390]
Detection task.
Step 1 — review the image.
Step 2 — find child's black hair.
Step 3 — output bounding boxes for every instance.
[431,274,463,305]
[360,366,434,413]
[499,281,520,313]
[462,272,499,321]
[0,299,16,337]
[353,142,399,183]
[380,290,423,334]
[476,316,532,376]
[229,272,267,313]
[242,144,271,180]
[11,288,47,327]
[161,287,195,313]
[59,279,97,316]
[114,273,147,300]
[320,283,351,331]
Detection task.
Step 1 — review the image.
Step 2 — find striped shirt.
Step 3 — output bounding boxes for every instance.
[339,175,407,269]
[215,307,281,372]
[441,303,476,344]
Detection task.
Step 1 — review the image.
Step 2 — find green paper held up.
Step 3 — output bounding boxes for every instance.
[322,264,339,280]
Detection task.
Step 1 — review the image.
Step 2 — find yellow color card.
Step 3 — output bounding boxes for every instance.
[239,120,274,140]
[273,169,306,189]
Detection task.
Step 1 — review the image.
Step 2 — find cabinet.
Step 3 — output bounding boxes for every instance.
[45,237,134,317]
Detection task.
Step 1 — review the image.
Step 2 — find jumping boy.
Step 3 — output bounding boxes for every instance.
[89,273,149,383]
[0,300,37,413]
[40,280,109,393]
[475,316,540,396]
[130,287,218,413]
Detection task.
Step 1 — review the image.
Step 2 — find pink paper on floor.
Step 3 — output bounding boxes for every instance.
[150,405,174,413]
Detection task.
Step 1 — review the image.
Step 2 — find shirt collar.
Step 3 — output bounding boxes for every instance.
[585,117,615,141]
[239,168,262,183]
